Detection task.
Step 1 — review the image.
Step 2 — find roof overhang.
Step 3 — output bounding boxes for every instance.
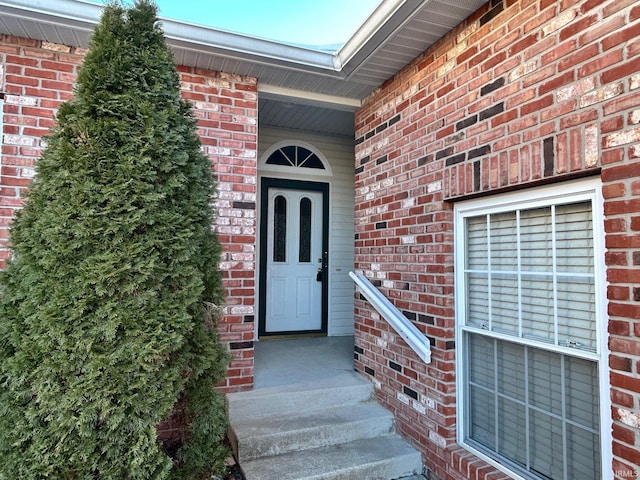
[0,0,488,137]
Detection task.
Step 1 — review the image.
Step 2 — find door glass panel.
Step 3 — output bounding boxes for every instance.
[273,195,287,262]
[299,197,312,263]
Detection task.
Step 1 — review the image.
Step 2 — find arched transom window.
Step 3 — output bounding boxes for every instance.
[266,145,325,170]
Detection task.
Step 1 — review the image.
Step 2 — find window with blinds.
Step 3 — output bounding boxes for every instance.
[455,180,607,480]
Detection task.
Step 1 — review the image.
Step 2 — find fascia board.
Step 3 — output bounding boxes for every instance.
[0,0,101,35]
[1,0,429,98]
[0,0,341,73]
[162,21,339,73]
[337,0,427,79]
[337,0,408,67]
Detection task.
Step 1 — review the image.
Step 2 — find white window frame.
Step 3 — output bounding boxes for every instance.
[454,178,611,480]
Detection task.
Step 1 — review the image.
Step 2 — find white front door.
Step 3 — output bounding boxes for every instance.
[263,187,325,334]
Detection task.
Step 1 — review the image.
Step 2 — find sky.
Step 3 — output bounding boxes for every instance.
[88,0,382,51]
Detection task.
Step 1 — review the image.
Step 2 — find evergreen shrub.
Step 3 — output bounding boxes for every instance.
[0,1,229,478]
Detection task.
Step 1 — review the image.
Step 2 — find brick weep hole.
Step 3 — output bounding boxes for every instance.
[354,0,640,479]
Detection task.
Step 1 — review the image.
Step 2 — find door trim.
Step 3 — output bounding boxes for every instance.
[258,178,329,337]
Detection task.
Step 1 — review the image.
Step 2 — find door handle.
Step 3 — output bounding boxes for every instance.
[316,268,323,282]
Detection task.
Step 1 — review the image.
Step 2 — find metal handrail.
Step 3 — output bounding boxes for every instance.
[349,272,431,363]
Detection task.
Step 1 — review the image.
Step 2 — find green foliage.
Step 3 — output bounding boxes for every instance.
[0,1,229,478]
[169,375,229,480]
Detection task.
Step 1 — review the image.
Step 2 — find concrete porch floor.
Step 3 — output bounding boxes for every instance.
[253,335,356,389]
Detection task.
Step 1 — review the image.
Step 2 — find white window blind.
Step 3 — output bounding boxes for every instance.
[466,335,600,480]
[456,180,607,480]
[465,201,596,351]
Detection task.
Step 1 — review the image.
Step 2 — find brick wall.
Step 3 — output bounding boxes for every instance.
[178,66,258,392]
[0,35,257,393]
[353,0,640,479]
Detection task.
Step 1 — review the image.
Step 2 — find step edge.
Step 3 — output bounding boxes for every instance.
[236,414,396,461]
[230,401,393,430]
[241,444,422,480]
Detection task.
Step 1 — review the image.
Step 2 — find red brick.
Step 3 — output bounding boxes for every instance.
[468,48,492,69]
[602,161,640,182]
[39,99,64,110]
[480,51,506,73]
[41,60,76,73]
[538,70,575,95]
[613,441,640,466]
[457,45,479,65]
[613,423,636,444]
[4,54,38,66]
[579,0,602,14]
[609,302,640,321]
[23,87,59,100]
[604,0,637,16]
[557,42,597,71]
[510,34,542,58]
[579,13,626,47]
[559,13,599,42]
[601,115,625,134]
[602,59,640,84]
[610,372,640,392]
[611,388,635,408]
[560,109,599,129]
[24,67,59,80]
[21,107,56,118]
[5,74,39,87]
[520,94,554,116]
[606,217,629,238]
[603,182,626,199]
[604,93,640,115]
[587,53,627,83]
[491,109,518,128]
[610,353,633,371]
[603,24,640,51]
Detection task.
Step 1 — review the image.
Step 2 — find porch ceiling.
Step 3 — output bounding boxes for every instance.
[0,0,487,138]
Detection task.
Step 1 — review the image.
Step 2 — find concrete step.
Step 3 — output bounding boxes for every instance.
[227,369,423,480]
[232,401,395,461]
[239,434,423,480]
[227,371,373,421]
